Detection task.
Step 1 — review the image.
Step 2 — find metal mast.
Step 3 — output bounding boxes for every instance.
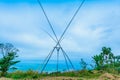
[37,0,85,73]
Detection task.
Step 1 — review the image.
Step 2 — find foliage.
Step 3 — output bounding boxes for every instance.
[2,46,120,79]
[0,43,20,76]
[101,47,114,64]
[92,47,115,70]
[92,46,120,74]
[6,70,39,79]
[92,54,103,70]
[80,58,87,70]
[6,70,102,79]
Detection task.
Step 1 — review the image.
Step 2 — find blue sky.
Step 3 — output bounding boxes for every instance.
[0,0,120,61]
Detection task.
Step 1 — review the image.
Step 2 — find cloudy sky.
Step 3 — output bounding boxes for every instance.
[0,0,120,61]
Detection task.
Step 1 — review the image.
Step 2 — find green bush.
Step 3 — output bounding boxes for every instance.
[6,70,25,79]
[6,70,40,79]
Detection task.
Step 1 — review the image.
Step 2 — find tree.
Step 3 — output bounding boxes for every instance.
[0,43,20,76]
[101,47,114,64]
[92,47,115,70]
[92,54,103,70]
[80,58,87,70]
[115,56,120,62]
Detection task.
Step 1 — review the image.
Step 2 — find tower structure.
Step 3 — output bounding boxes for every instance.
[37,0,85,73]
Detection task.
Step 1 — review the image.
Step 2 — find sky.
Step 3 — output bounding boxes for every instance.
[0,0,120,61]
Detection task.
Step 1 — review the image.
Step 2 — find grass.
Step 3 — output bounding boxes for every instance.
[0,67,120,80]
[4,69,102,79]
[1,62,120,79]
[6,69,40,79]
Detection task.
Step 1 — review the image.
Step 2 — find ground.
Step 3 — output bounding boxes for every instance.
[0,77,12,80]
[0,73,120,80]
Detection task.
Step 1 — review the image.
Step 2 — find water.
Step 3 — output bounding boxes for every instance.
[12,60,88,72]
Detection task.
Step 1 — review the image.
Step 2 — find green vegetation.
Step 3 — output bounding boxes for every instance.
[0,46,120,79]
[80,58,87,70]
[6,70,39,79]
[92,47,120,74]
[0,43,20,76]
[4,69,101,79]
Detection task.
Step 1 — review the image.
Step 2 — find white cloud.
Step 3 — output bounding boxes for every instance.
[0,1,120,60]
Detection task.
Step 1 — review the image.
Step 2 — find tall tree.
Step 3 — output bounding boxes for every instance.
[0,43,20,76]
[115,56,120,62]
[80,58,87,70]
[92,54,103,70]
[92,47,114,70]
[101,47,114,65]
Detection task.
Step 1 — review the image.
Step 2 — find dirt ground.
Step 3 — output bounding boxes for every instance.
[0,73,120,80]
[0,77,12,80]
[0,77,97,80]
[40,77,99,80]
